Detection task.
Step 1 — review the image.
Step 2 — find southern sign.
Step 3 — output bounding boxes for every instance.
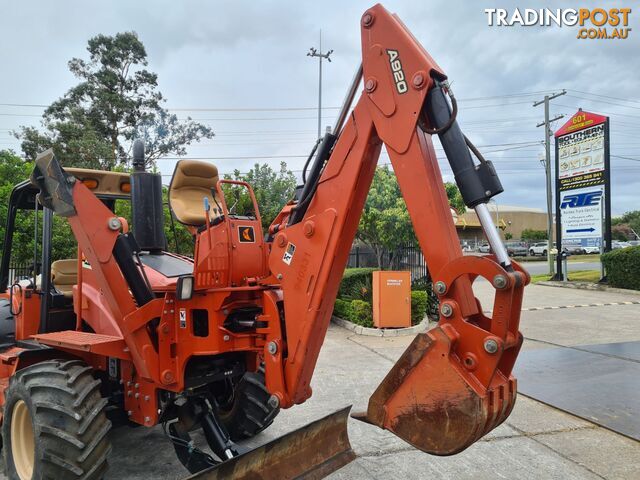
[554,110,611,275]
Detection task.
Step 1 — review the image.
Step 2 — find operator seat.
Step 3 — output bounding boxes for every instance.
[168,160,223,226]
[50,259,77,299]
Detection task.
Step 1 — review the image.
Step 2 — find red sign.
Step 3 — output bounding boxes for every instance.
[555,109,608,137]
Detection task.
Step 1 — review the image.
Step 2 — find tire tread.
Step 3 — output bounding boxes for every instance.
[219,367,280,441]
[3,359,111,480]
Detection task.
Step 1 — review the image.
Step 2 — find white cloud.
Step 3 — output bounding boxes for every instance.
[1,0,638,212]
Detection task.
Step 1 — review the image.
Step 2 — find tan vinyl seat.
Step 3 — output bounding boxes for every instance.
[51,259,77,299]
[168,160,223,226]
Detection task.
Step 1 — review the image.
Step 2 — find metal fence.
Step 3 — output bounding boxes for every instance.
[348,244,429,281]
[389,244,429,281]
[7,263,34,286]
[347,246,378,269]
[347,244,440,317]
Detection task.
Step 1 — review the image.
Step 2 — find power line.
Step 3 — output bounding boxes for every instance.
[612,154,640,163]
[564,94,640,111]
[567,89,640,106]
[0,90,558,111]
[555,103,640,120]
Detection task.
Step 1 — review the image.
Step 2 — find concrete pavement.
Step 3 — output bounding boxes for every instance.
[2,282,638,479]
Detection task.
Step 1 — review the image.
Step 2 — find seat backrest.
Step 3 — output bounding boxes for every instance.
[169,160,223,226]
[51,259,77,298]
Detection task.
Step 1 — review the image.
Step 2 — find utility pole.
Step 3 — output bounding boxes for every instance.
[307,30,333,139]
[534,90,566,277]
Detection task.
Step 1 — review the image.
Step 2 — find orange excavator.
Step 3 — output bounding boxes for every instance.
[0,4,527,479]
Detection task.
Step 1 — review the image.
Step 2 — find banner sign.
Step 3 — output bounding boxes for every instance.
[554,110,611,275]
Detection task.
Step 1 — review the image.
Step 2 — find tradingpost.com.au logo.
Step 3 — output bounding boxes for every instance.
[484,8,632,39]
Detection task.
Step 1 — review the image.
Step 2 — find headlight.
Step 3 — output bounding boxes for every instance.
[176,275,194,301]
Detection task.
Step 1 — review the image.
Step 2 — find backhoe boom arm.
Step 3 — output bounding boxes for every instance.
[267,4,528,455]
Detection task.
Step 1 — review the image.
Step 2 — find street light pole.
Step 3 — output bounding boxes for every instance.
[307,30,333,139]
[534,90,566,277]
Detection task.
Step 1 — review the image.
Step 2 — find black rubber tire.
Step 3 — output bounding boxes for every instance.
[2,359,111,480]
[218,366,280,441]
[0,298,16,350]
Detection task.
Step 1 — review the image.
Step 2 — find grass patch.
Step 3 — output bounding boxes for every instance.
[513,254,601,263]
[569,270,602,282]
[529,269,601,284]
[569,254,600,263]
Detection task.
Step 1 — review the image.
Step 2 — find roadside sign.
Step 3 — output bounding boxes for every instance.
[554,109,611,276]
[559,185,604,246]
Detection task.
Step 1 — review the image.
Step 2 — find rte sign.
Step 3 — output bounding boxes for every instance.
[554,109,611,277]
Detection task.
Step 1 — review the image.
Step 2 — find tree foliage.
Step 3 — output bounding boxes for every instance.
[444,182,466,214]
[224,162,297,231]
[0,150,77,267]
[113,190,194,257]
[612,211,640,241]
[0,151,33,262]
[521,228,548,241]
[357,166,466,268]
[17,32,213,169]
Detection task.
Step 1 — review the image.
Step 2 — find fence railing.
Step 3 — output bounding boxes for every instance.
[348,244,429,281]
[7,263,34,286]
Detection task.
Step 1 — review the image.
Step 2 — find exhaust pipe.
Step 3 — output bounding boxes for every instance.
[131,140,166,253]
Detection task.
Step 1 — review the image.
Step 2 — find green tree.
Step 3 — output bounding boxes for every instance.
[445,182,466,214]
[225,162,297,231]
[17,32,213,169]
[113,191,194,257]
[612,211,640,240]
[0,150,76,268]
[0,151,33,260]
[357,166,465,269]
[521,228,548,241]
[357,167,412,269]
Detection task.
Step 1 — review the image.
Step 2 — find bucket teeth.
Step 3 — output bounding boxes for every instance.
[353,327,518,456]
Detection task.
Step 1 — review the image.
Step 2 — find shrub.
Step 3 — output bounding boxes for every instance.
[333,298,351,319]
[338,268,375,303]
[602,246,640,290]
[412,276,439,317]
[411,276,431,292]
[411,290,428,325]
[348,300,373,328]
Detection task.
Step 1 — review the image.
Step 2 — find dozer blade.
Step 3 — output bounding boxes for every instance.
[353,325,519,455]
[188,406,355,480]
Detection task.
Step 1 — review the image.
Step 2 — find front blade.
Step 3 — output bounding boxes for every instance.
[188,406,355,480]
[353,327,519,455]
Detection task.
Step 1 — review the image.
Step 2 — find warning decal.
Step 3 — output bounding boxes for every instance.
[282,242,296,265]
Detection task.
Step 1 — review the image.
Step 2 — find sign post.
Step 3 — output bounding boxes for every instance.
[554,109,611,281]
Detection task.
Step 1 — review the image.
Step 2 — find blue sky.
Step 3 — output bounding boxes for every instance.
[1,0,638,215]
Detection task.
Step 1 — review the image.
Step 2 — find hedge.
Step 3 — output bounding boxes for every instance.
[349,300,374,328]
[333,298,351,319]
[410,291,428,325]
[602,246,640,290]
[338,268,375,303]
[334,268,432,328]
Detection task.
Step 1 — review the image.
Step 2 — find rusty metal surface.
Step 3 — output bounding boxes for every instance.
[515,341,640,441]
[353,327,517,455]
[187,406,354,480]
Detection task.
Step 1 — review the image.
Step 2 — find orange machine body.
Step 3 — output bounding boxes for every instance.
[0,3,527,458]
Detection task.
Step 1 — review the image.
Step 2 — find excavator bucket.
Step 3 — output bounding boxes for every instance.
[353,324,522,455]
[188,407,355,480]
